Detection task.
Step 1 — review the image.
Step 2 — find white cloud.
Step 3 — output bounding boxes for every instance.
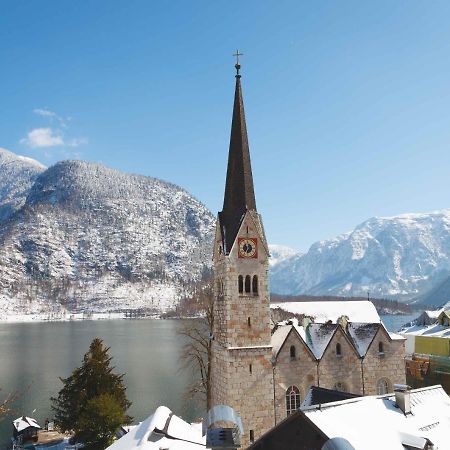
[20,108,87,152]
[33,108,57,119]
[20,128,64,148]
[67,137,88,147]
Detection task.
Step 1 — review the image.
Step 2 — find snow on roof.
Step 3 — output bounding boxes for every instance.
[303,385,450,450]
[271,325,293,358]
[13,416,41,432]
[303,323,337,359]
[400,323,450,339]
[347,323,379,357]
[423,310,442,319]
[106,406,205,450]
[270,301,380,324]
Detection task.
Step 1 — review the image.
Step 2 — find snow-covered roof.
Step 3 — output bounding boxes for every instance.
[271,325,293,358]
[106,406,205,450]
[304,323,337,359]
[13,416,41,432]
[303,385,450,450]
[270,301,380,324]
[399,323,450,339]
[347,323,380,357]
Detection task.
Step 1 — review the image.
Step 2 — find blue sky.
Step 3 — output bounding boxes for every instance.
[1,1,450,251]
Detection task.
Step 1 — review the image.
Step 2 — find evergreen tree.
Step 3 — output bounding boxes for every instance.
[51,338,131,448]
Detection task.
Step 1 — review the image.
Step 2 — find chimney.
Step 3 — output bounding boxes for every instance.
[394,384,411,415]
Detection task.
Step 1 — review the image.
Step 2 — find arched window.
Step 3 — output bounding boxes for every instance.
[377,378,391,395]
[378,342,384,354]
[290,345,296,360]
[336,343,342,357]
[285,386,301,416]
[245,275,251,293]
[252,275,258,294]
[238,275,243,294]
[334,382,347,392]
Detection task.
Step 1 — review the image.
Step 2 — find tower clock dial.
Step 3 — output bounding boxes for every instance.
[238,238,258,258]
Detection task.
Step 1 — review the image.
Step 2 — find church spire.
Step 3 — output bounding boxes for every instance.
[219,53,257,253]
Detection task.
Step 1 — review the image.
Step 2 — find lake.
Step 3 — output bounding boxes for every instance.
[0,313,418,447]
[0,319,201,447]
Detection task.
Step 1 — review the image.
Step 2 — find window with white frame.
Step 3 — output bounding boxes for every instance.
[285,385,301,416]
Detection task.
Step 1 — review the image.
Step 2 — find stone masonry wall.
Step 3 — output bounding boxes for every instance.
[362,328,406,394]
[318,327,363,394]
[273,330,317,424]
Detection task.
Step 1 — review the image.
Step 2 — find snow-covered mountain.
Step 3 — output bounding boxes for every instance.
[0,154,215,315]
[270,210,450,300]
[269,244,300,267]
[0,148,46,221]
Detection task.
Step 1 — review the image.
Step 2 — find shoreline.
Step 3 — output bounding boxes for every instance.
[0,312,163,323]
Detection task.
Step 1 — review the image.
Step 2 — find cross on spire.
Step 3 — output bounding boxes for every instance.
[233,50,243,76]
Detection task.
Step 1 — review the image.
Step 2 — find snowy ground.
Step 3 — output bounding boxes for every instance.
[0,311,160,323]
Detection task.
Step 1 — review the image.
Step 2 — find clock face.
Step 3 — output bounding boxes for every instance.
[238,238,257,258]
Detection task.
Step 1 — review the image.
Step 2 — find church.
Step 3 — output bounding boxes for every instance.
[210,59,406,448]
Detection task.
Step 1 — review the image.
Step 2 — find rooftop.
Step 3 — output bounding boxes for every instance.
[303,385,450,450]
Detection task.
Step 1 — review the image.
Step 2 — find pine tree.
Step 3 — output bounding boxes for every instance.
[51,338,131,449]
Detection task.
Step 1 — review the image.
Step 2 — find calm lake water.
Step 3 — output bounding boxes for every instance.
[0,319,200,447]
[0,313,419,447]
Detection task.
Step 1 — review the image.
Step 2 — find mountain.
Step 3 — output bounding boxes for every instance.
[268,244,300,267]
[270,210,450,300]
[0,148,46,221]
[0,156,215,315]
[412,275,450,306]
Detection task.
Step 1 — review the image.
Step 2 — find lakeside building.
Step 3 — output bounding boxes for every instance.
[248,385,450,450]
[210,60,406,447]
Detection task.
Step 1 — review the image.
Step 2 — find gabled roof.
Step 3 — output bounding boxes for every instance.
[13,416,41,432]
[219,71,257,253]
[347,323,380,357]
[304,323,338,359]
[303,385,450,450]
[271,322,317,361]
[107,406,205,450]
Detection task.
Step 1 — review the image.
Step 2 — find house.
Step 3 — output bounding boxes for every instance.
[12,416,41,443]
[106,406,206,450]
[249,385,450,450]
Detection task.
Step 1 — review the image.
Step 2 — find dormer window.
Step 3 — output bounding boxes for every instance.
[336,343,342,357]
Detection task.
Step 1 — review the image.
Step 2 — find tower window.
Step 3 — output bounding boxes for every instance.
[248,317,251,327]
[238,275,243,294]
[290,345,296,360]
[252,275,258,294]
[285,386,301,416]
[336,343,342,357]
[250,430,254,443]
[249,363,252,374]
[245,275,251,293]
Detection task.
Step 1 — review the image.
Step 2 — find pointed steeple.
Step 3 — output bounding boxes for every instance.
[219,58,257,253]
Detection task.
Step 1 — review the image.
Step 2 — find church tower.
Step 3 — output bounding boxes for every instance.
[210,57,274,447]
